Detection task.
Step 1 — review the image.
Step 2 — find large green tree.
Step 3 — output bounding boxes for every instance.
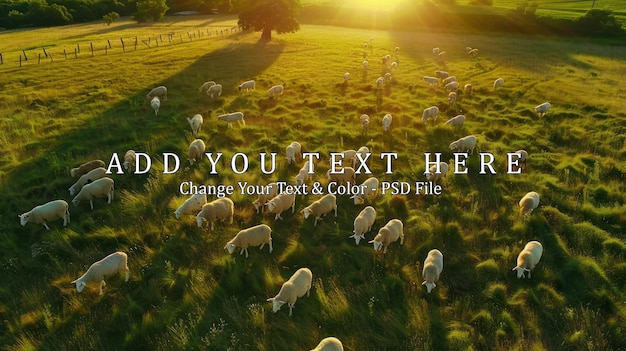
[238,0,301,41]
[133,0,168,22]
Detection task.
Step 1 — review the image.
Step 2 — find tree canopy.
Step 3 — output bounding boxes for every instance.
[238,0,301,41]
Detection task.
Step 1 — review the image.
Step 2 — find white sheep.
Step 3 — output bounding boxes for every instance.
[354,145,370,168]
[238,80,255,92]
[146,85,167,101]
[376,77,384,89]
[217,112,245,127]
[519,191,540,219]
[69,167,107,196]
[225,224,272,258]
[268,84,284,98]
[510,149,528,170]
[445,81,459,91]
[295,167,311,186]
[70,159,105,177]
[344,72,350,83]
[350,205,376,245]
[423,76,439,86]
[199,81,216,94]
[443,76,456,85]
[422,249,444,293]
[301,194,337,226]
[382,113,392,131]
[437,51,447,61]
[384,72,392,82]
[310,337,344,351]
[196,198,234,231]
[335,149,357,168]
[188,139,205,165]
[444,114,465,128]
[449,135,477,154]
[266,192,296,220]
[432,47,440,55]
[360,114,370,132]
[123,150,136,173]
[369,219,404,253]
[207,84,223,99]
[512,241,543,278]
[71,251,129,295]
[267,267,313,316]
[362,60,368,70]
[326,166,356,185]
[187,114,203,136]
[448,91,457,107]
[468,48,479,57]
[394,46,400,53]
[422,106,439,124]
[350,176,379,205]
[150,96,160,116]
[493,78,504,89]
[435,70,449,79]
[174,194,207,219]
[465,46,473,53]
[534,102,551,117]
[71,177,114,210]
[252,182,279,213]
[390,61,398,71]
[286,141,302,165]
[464,83,473,96]
[425,162,449,183]
[18,199,70,230]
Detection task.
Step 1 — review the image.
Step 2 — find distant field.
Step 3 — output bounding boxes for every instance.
[1,14,625,351]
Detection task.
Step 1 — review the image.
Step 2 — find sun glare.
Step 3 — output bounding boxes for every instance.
[340,0,404,10]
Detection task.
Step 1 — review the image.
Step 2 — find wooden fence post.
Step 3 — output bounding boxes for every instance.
[19,55,22,67]
[22,50,27,61]
[64,49,67,60]
[77,43,80,54]
[0,53,3,65]
[43,47,48,57]
[38,53,41,64]
[121,38,125,52]
[134,36,138,51]
[74,48,77,59]
[107,39,111,49]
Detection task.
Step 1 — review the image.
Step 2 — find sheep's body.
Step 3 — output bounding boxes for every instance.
[175,194,207,219]
[196,198,234,231]
[519,191,540,219]
[384,72,392,82]
[425,162,449,183]
[336,149,357,168]
[376,77,384,89]
[344,72,350,82]
[295,167,312,186]
[72,177,114,210]
[382,113,392,131]
[445,81,459,91]
[443,76,456,85]
[267,268,313,316]
[310,337,344,351]
[444,114,465,128]
[225,224,272,258]
[464,83,473,96]
[362,60,368,70]
[69,167,107,196]
[360,114,370,132]
[354,146,370,168]
[123,150,136,173]
[448,91,457,107]
[301,194,337,226]
[422,106,439,124]
[435,70,449,79]
[493,78,504,89]
[369,219,404,253]
[286,141,302,165]
[423,76,439,86]
[217,112,245,127]
[510,149,528,170]
[468,48,479,57]
[513,241,543,278]
[71,251,129,295]
[252,182,279,213]
[188,139,205,165]
[151,96,160,116]
[350,176,379,205]
[422,249,444,293]
[535,102,551,117]
[207,84,223,99]
[268,85,284,98]
[199,81,216,94]
[70,159,106,177]
[266,192,296,220]
[147,85,167,101]
[351,206,376,245]
[19,199,70,230]
[449,135,477,154]
[326,166,356,185]
[238,80,255,92]
[187,114,203,136]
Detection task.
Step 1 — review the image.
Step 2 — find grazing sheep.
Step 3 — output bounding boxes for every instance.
[510,149,528,170]
[519,191,540,219]
[266,192,296,220]
[394,46,400,53]
[443,76,456,85]
[423,76,439,86]
[382,113,392,131]
[355,146,370,168]
[512,241,543,278]
[146,85,167,101]
[422,249,444,293]
[465,46,473,53]
[422,106,439,124]
[71,251,129,295]
[188,139,205,165]
[425,162,449,183]
[238,80,255,92]
[432,47,440,55]
[18,199,70,230]
[207,84,223,99]
[150,96,160,116]
[175,194,207,219]
[444,114,465,128]
[344,72,350,83]
[286,141,302,165]
[350,206,376,245]
[268,84,284,98]
[326,166,356,185]
[71,177,114,210]
[335,149,357,168]
[199,81,216,94]
[69,167,107,196]
[437,51,447,61]
[390,61,398,71]
[448,92,457,107]
[369,219,404,253]
[225,224,272,258]
[310,337,344,351]
[449,135,477,154]
[362,60,369,70]
[350,176,379,205]
[493,78,504,89]
[360,114,370,132]
[535,102,551,117]
[196,198,234,231]
[252,182,279,213]
[384,72,392,82]
[123,150,136,173]
[267,268,313,316]
[376,77,384,89]
[301,194,337,226]
[70,159,105,177]
[217,112,245,127]
[187,114,203,136]
[468,48,479,57]
[445,81,459,91]
[464,83,473,96]
[435,70,449,79]
[295,166,312,186]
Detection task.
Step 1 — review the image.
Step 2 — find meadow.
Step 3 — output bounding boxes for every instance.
[1,13,626,351]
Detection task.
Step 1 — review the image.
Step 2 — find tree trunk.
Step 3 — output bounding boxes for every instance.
[261,27,272,41]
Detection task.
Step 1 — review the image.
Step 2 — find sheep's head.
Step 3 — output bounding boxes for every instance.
[350,233,364,245]
[18,213,30,226]
[195,216,206,228]
[422,280,436,293]
[71,198,81,206]
[224,242,236,254]
[266,297,286,313]
[449,141,459,151]
[512,266,529,279]
[350,194,364,205]
[266,201,277,213]
[301,208,312,219]
[72,279,87,293]
[369,239,382,252]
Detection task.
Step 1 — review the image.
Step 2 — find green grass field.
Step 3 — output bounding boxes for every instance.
[1,13,625,351]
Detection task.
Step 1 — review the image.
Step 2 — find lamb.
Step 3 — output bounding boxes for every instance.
[70,159,105,177]
[123,150,136,173]
[199,81,216,94]
[493,78,504,89]
[423,76,439,86]
[71,251,129,295]
[71,177,114,210]
[217,112,245,127]
[69,167,107,196]
[443,76,456,85]
[468,48,479,57]
[146,85,167,101]
[519,191,540,219]
[422,249,444,293]
[350,205,376,245]
[252,182,279,213]
[350,176,379,205]
[509,149,528,170]
[369,219,404,253]
[207,84,223,99]
[425,162,449,183]
[265,192,296,220]
[174,194,207,219]
[449,135,477,154]
[196,198,234,231]
[448,91,457,107]
[267,267,313,316]
[188,139,205,165]
[422,106,439,124]
[512,241,543,278]
[326,166,356,185]
[150,96,160,116]
[444,114,465,128]
[382,113,392,131]
[238,80,255,92]
[360,114,370,132]
[18,199,70,230]
[187,114,203,136]
[286,141,302,165]
[310,337,344,351]
[376,77,384,89]
[435,70,449,79]
[301,194,337,226]
[534,102,551,117]
[445,81,459,91]
[268,84,284,98]
[464,83,473,96]
[224,224,272,258]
